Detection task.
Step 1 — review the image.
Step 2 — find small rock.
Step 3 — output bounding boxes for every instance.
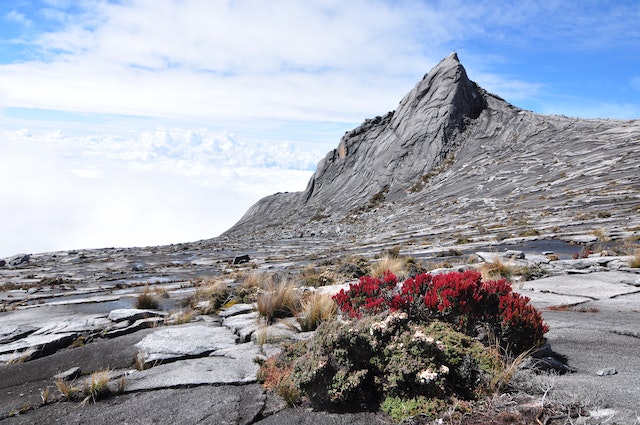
[596,368,617,376]
[54,367,81,381]
[219,303,256,318]
[233,255,250,265]
[502,250,525,260]
[108,308,167,323]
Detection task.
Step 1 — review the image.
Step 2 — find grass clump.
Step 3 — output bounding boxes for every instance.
[257,278,300,324]
[369,255,406,279]
[479,258,515,281]
[135,287,159,310]
[297,292,337,331]
[629,251,640,268]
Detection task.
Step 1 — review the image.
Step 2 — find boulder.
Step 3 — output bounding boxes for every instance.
[7,254,30,266]
[233,254,251,265]
[125,354,260,391]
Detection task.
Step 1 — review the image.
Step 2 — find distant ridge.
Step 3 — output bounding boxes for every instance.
[223,53,640,243]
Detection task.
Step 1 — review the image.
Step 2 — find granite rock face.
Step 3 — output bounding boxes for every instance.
[224,53,640,242]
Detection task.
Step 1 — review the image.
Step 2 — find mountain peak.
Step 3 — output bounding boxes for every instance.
[223,54,640,243]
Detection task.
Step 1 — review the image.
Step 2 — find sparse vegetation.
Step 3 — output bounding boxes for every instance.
[135,286,160,310]
[479,258,514,281]
[629,251,640,268]
[54,369,118,406]
[257,278,300,324]
[297,292,337,331]
[369,255,406,279]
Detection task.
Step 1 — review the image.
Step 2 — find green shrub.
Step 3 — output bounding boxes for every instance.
[260,312,500,416]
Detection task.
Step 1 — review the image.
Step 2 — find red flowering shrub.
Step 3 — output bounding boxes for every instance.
[333,270,548,354]
[331,272,399,318]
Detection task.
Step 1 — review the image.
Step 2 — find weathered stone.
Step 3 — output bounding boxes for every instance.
[502,250,525,260]
[7,254,30,266]
[251,319,300,344]
[135,324,237,366]
[218,302,256,318]
[103,317,164,338]
[222,311,260,342]
[596,368,618,376]
[125,355,260,391]
[233,254,251,265]
[0,332,77,361]
[107,308,166,323]
[53,366,81,381]
[31,316,112,335]
[0,325,37,344]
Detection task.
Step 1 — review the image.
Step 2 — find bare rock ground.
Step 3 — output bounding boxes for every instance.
[1,236,639,424]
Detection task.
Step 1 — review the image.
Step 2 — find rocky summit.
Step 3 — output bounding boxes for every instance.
[1,54,640,424]
[225,52,640,245]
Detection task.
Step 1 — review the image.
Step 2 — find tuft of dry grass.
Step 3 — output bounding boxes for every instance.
[81,369,112,405]
[40,387,51,405]
[590,227,610,242]
[55,378,80,400]
[257,279,300,324]
[629,251,640,268]
[168,309,195,325]
[479,258,515,281]
[297,292,337,332]
[369,255,406,279]
[135,286,160,310]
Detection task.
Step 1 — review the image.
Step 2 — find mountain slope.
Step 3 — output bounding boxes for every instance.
[223,53,640,243]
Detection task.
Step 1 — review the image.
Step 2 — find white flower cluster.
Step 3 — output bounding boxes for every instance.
[417,365,449,384]
[413,330,445,350]
[417,369,438,383]
[370,311,408,335]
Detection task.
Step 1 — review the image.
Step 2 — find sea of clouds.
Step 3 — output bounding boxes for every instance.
[0,128,320,257]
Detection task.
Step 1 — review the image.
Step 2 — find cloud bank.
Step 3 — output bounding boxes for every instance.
[0,128,318,256]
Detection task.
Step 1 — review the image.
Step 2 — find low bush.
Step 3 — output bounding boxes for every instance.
[260,312,500,414]
[259,270,550,422]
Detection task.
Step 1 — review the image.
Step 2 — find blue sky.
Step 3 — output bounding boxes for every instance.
[1,0,639,256]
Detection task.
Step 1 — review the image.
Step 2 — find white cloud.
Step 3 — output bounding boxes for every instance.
[4,10,31,26]
[0,128,317,257]
[0,0,464,123]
